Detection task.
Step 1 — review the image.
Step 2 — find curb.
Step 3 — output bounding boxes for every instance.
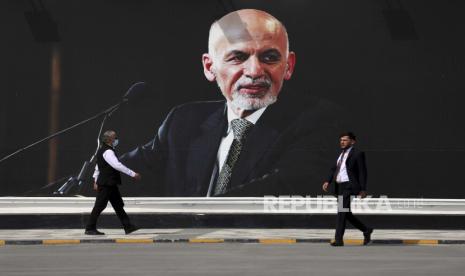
[1,238,465,246]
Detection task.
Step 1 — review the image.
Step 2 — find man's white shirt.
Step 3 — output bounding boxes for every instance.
[336,147,352,183]
[93,149,136,181]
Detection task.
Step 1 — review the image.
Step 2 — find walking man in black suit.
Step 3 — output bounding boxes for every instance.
[323,132,373,246]
[85,130,141,235]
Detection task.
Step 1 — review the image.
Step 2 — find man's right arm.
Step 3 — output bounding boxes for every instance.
[322,163,337,192]
[326,163,337,184]
[102,149,137,178]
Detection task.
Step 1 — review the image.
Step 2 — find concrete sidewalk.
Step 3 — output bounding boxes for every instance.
[1,228,465,246]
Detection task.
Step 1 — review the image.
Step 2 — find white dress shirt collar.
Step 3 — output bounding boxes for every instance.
[343,146,353,154]
[225,104,267,134]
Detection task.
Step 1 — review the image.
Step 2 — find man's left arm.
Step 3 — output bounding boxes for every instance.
[92,164,99,191]
[358,151,368,192]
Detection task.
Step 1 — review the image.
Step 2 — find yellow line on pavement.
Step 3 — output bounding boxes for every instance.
[403,239,439,245]
[115,239,154,244]
[328,239,365,245]
[189,238,224,243]
[259,239,296,244]
[343,239,364,245]
[43,239,80,245]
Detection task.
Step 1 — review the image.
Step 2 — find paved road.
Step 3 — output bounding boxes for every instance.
[1,243,465,276]
[2,228,465,242]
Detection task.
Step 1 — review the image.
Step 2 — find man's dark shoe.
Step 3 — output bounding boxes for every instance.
[124,225,140,235]
[330,241,344,247]
[363,228,373,245]
[85,229,105,235]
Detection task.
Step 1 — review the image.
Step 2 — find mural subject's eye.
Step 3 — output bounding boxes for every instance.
[260,49,281,64]
[226,51,249,63]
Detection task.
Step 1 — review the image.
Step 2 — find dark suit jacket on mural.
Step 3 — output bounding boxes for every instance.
[121,92,341,196]
[326,147,367,196]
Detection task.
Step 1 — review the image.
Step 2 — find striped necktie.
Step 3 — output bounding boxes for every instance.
[335,149,347,182]
[213,118,254,196]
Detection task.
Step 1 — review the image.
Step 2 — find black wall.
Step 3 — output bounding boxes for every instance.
[1,0,464,197]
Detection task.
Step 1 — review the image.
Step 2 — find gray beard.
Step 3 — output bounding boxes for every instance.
[230,91,277,111]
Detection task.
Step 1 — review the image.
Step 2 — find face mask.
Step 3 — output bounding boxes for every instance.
[112,139,119,148]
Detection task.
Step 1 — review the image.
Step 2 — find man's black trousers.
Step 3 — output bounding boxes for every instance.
[86,185,131,230]
[335,182,369,242]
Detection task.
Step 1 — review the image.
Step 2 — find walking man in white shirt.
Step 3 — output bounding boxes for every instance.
[322,132,373,246]
[85,130,141,235]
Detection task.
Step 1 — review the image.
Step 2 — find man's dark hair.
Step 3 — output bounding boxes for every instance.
[339,131,356,140]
